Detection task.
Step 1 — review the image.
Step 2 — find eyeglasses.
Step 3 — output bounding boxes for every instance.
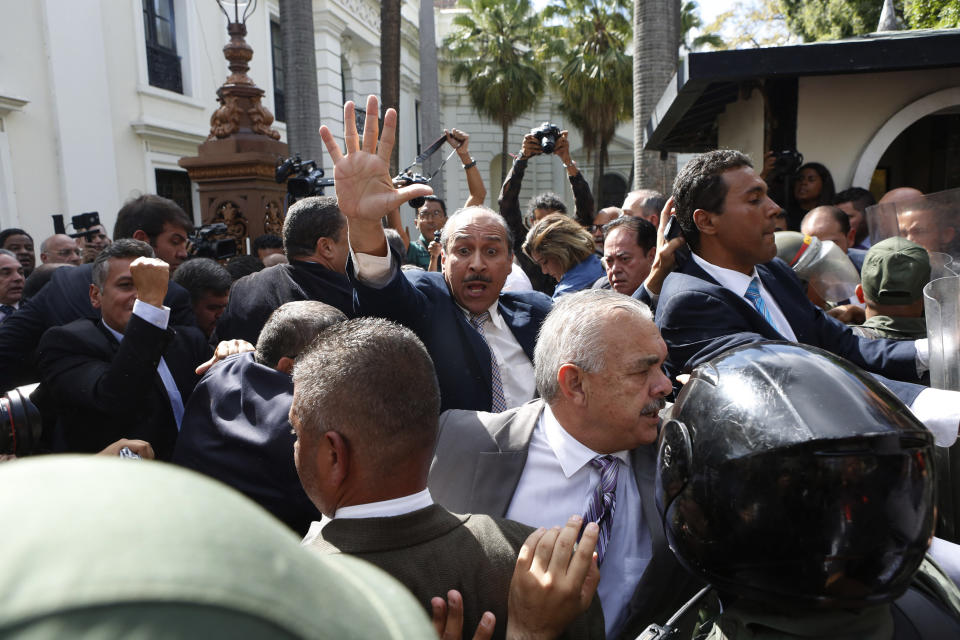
[55,248,82,258]
[418,211,445,220]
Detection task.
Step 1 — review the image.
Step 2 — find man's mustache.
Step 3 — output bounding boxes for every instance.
[642,397,667,416]
[463,274,492,284]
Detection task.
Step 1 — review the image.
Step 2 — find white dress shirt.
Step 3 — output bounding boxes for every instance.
[692,252,797,340]
[505,404,651,639]
[692,253,959,446]
[103,299,185,429]
[352,239,536,409]
[301,488,434,546]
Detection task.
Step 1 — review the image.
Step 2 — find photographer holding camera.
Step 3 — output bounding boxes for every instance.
[498,125,595,295]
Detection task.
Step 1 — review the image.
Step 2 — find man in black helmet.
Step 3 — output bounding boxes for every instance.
[644,342,960,639]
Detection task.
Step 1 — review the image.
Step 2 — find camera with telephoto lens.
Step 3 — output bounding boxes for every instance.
[189,223,237,260]
[393,171,431,209]
[530,122,562,154]
[0,383,42,457]
[772,149,803,175]
[276,155,336,202]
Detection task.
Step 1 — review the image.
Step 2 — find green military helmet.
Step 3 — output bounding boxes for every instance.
[0,456,436,639]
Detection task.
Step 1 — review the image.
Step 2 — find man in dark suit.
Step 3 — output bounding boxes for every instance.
[212,195,354,345]
[430,290,703,639]
[36,240,210,461]
[173,300,347,535]
[294,316,603,640]
[318,96,551,413]
[657,150,959,446]
[0,195,196,389]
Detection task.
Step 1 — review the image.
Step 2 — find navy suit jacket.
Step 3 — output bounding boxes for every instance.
[212,260,354,345]
[350,260,552,413]
[0,262,195,389]
[173,352,320,535]
[655,256,924,403]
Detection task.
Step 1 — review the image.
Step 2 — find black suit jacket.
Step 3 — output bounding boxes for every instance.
[655,256,924,402]
[0,263,195,389]
[350,260,552,413]
[173,353,320,535]
[428,401,703,636]
[212,260,354,344]
[37,313,210,460]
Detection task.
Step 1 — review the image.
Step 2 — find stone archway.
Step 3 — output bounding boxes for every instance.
[853,87,960,188]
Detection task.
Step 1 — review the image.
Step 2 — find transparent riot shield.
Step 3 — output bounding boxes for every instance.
[866,187,960,260]
[774,232,860,304]
[924,272,960,542]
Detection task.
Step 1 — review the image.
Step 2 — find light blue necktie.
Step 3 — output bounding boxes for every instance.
[744,277,775,327]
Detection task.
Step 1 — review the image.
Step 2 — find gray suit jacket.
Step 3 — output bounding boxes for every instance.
[428,400,702,638]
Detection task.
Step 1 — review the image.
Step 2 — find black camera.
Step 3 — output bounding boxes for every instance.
[531,122,562,154]
[276,155,336,202]
[393,171,431,209]
[772,149,803,175]
[51,211,102,241]
[1,383,42,457]
[189,223,237,260]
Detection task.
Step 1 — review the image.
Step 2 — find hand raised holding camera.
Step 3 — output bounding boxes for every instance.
[130,257,169,309]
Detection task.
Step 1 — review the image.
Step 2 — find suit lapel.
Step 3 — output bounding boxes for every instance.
[631,444,666,553]
[498,299,535,361]
[468,401,543,517]
[687,256,786,340]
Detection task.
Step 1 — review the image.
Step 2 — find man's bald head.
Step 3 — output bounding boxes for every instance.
[879,187,924,206]
[40,234,82,266]
[801,206,854,253]
[622,190,666,227]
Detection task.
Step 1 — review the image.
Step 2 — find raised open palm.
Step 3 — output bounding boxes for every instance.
[319,95,433,224]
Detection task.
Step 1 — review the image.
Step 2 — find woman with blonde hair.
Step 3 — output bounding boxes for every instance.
[523,213,605,299]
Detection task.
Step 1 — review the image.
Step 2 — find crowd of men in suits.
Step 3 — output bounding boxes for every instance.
[3,93,960,638]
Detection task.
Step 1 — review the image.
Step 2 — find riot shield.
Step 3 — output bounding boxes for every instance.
[924,272,960,542]
[866,187,960,259]
[774,231,860,304]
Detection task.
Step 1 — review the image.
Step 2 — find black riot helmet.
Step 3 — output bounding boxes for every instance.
[657,342,934,611]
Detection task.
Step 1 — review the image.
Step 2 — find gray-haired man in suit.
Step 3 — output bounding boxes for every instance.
[429,289,702,639]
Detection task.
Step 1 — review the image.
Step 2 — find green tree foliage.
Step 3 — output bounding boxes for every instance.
[444,0,550,160]
[702,0,793,49]
[544,0,633,199]
[779,0,881,42]
[681,0,725,51]
[904,0,960,28]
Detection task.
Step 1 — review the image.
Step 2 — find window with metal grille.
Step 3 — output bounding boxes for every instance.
[142,0,183,94]
[270,19,285,122]
[155,169,194,221]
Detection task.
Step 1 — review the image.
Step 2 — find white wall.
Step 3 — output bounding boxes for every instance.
[0,0,423,242]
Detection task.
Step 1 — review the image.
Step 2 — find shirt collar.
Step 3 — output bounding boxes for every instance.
[330,488,434,521]
[457,299,505,329]
[540,403,630,478]
[102,320,124,343]
[692,251,762,297]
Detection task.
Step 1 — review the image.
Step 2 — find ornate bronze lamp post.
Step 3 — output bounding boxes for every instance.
[179,0,290,252]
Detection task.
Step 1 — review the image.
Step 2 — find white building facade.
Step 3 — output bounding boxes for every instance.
[0,0,633,243]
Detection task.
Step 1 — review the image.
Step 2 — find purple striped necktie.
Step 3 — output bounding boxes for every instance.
[469,311,508,413]
[582,454,619,566]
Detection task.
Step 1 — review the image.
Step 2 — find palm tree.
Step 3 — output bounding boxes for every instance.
[680,0,724,52]
[279,0,322,165]
[633,0,679,193]
[381,0,401,175]
[545,0,633,202]
[444,0,548,161]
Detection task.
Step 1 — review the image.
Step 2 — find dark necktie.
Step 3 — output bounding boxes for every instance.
[469,311,508,412]
[582,454,619,566]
